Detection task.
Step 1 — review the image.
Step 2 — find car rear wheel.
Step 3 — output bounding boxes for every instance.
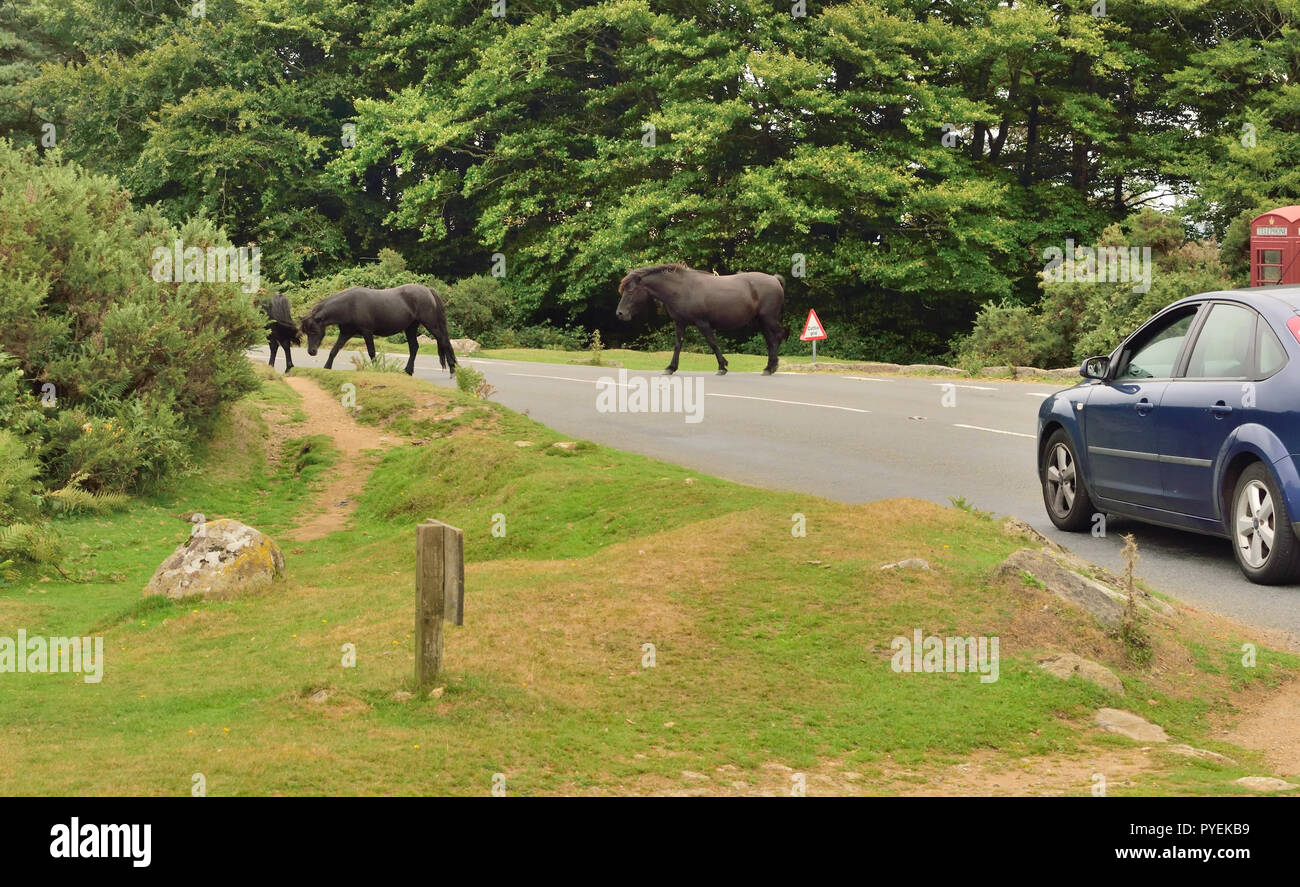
[1231,462,1300,584]
[1041,429,1094,531]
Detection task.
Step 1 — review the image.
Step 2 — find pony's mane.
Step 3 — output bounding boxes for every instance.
[619,262,690,293]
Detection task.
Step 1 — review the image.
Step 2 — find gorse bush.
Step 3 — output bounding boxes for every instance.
[0,141,262,497]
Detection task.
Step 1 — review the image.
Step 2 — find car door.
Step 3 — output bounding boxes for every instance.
[1083,304,1200,507]
[1159,302,1282,518]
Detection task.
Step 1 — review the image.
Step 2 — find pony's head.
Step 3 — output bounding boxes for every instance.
[301,310,326,356]
[617,264,684,321]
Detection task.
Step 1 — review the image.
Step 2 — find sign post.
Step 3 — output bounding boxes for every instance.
[800,308,827,365]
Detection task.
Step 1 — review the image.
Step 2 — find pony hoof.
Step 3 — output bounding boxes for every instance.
[761,368,774,376]
[663,368,677,375]
[716,368,728,376]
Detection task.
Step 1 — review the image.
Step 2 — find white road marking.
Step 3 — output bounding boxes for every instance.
[706,393,870,413]
[1025,392,1052,397]
[953,423,1035,439]
[844,376,894,383]
[931,382,996,391]
[505,371,594,383]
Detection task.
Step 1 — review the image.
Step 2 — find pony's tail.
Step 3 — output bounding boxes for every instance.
[437,332,458,375]
[269,293,302,344]
[775,275,790,343]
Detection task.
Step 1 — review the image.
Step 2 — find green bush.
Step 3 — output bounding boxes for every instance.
[953,209,1236,369]
[445,275,511,342]
[952,299,1060,369]
[514,323,588,350]
[0,141,261,493]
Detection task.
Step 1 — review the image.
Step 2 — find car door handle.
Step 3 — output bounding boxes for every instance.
[1212,400,1233,418]
[1135,398,1154,416]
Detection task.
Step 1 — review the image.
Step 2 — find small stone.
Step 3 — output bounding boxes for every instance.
[681,770,709,780]
[1234,776,1297,791]
[552,441,578,450]
[1095,708,1168,743]
[514,440,534,448]
[308,689,329,704]
[431,687,445,699]
[391,690,413,703]
[1037,653,1125,695]
[881,558,931,571]
[684,477,695,484]
[1164,744,1236,766]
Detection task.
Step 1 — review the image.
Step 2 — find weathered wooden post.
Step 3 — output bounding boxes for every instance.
[415,518,464,691]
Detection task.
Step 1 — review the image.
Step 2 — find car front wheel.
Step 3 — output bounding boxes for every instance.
[1041,429,1094,532]
[1231,462,1300,584]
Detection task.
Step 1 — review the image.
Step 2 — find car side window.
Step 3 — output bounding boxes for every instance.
[1257,320,1288,377]
[1184,303,1256,379]
[1115,308,1198,380]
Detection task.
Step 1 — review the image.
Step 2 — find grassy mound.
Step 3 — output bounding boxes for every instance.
[0,366,1296,795]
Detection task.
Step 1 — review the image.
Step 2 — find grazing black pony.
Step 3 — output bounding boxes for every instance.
[301,283,458,376]
[259,292,301,373]
[615,263,788,375]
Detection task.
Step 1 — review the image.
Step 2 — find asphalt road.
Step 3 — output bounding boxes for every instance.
[253,346,1300,640]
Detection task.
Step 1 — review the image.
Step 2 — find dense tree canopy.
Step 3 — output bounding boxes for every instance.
[6,0,1300,360]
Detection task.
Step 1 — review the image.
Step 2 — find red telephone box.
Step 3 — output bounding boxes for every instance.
[1250,207,1300,286]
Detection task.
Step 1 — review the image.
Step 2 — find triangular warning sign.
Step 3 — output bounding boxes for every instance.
[800,308,827,341]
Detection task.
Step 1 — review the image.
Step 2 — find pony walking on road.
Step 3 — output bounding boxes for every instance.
[615,263,788,375]
[260,292,301,373]
[301,284,458,376]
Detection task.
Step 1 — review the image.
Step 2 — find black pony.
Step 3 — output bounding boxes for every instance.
[616,263,788,375]
[259,292,301,372]
[301,284,458,376]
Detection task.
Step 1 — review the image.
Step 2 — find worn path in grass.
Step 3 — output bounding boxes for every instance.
[281,376,398,542]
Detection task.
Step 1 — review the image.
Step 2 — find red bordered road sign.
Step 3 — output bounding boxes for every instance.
[800,309,826,341]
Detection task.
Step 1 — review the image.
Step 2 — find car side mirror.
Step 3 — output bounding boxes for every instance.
[1080,356,1110,380]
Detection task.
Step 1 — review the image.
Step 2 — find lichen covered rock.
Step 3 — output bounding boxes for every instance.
[143,519,284,601]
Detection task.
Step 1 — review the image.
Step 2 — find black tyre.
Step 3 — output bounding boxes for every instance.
[1230,462,1300,585]
[1041,429,1094,532]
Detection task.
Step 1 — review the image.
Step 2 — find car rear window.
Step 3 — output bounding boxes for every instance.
[1258,321,1288,377]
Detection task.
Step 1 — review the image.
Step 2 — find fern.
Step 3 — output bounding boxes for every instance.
[46,485,128,515]
[0,521,63,566]
[43,471,129,515]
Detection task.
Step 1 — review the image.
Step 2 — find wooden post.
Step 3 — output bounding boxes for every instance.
[415,519,464,691]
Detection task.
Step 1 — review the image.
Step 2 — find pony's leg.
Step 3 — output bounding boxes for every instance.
[268,337,279,367]
[698,322,728,375]
[761,323,780,375]
[325,328,353,369]
[405,324,420,375]
[283,339,294,373]
[665,320,686,375]
[363,334,376,361]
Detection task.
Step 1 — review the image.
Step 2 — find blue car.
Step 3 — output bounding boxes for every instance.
[1037,286,1300,584]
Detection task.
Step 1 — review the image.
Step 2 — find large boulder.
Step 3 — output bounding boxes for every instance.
[143,519,284,601]
[419,336,481,353]
[995,547,1173,628]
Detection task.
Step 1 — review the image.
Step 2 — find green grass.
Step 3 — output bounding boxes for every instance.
[1,369,1297,795]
